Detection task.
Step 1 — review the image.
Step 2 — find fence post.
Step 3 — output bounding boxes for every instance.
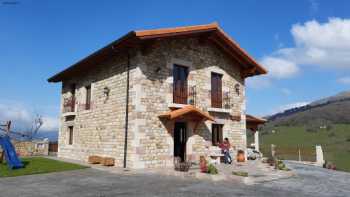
[315,145,325,166]
[271,144,276,159]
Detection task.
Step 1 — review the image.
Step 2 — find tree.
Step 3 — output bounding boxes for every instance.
[24,114,43,140]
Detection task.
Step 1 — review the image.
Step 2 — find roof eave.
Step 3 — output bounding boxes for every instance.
[47,31,137,83]
[48,23,268,82]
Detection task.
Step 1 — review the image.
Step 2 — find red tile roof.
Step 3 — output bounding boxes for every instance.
[159,105,214,121]
[48,23,267,82]
[246,114,267,124]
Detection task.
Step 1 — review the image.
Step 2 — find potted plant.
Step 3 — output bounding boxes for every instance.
[199,156,208,173]
[236,150,245,162]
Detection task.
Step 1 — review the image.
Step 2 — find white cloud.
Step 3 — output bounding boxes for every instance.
[41,116,59,131]
[250,18,350,90]
[280,18,350,69]
[0,100,58,133]
[337,77,350,85]
[260,57,299,79]
[246,57,298,89]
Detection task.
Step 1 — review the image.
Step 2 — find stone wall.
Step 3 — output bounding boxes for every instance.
[58,53,135,167]
[129,37,246,168]
[58,36,247,169]
[12,140,49,157]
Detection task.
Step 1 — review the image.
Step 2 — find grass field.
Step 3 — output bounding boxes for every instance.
[0,157,88,177]
[248,124,350,172]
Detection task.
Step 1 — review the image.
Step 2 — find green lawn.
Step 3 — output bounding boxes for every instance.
[248,124,350,172]
[0,157,88,177]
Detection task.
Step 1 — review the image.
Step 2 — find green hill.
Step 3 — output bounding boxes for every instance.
[251,91,350,172]
[248,124,350,172]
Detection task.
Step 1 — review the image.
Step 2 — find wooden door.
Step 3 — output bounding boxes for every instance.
[174,122,187,162]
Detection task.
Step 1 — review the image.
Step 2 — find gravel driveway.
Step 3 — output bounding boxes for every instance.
[0,161,349,197]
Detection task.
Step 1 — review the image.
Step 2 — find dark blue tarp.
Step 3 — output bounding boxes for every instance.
[0,136,23,169]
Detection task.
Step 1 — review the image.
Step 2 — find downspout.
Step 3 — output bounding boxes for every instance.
[123,51,130,168]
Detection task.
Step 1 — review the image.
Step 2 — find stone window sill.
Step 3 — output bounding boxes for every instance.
[62,112,76,117]
[207,107,231,113]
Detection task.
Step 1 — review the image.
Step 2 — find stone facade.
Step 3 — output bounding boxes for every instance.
[58,36,247,169]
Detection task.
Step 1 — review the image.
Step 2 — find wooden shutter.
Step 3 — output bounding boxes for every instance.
[173,65,188,104]
[211,73,222,108]
[68,126,73,145]
[86,85,91,110]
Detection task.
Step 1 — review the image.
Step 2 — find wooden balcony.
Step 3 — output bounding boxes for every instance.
[63,96,76,113]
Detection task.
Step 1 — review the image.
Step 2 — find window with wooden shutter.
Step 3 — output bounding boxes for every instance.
[212,124,223,146]
[68,126,74,145]
[173,65,188,104]
[211,73,222,108]
[85,85,91,110]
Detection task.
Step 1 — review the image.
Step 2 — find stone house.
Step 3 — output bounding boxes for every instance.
[48,23,267,169]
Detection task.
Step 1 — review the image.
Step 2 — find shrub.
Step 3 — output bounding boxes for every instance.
[207,164,218,174]
[275,160,290,171]
[232,171,248,177]
[346,137,350,142]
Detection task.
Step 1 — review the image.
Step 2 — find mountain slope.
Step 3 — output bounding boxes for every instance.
[267,91,350,126]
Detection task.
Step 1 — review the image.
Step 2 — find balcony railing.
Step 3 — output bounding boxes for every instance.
[172,86,232,110]
[223,91,231,109]
[210,90,231,109]
[63,96,75,113]
[188,86,197,106]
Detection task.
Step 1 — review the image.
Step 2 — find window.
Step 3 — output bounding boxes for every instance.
[212,124,223,146]
[85,85,91,110]
[63,84,76,113]
[68,126,73,145]
[173,65,188,104]
[211,73,222,108]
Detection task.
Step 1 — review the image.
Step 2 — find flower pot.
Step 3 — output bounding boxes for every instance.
[236,151,245,162]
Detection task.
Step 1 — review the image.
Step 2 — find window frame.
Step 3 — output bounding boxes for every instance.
[85,85,91,110]
[173,64,189,104]
[68,126,74,145]
[211,72,223,108]
[212,124,223,146]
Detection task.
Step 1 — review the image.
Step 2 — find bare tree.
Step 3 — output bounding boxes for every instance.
[0,115,43,140]
[25,114,43,140]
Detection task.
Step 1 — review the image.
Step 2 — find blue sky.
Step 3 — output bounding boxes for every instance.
[0,0,350,134]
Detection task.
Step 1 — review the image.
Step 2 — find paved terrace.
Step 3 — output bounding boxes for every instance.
[0,161,349,197]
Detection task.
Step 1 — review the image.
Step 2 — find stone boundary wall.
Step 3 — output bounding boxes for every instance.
[12,140,49,157]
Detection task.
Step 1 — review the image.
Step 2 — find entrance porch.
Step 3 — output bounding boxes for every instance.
[159,105,215,163]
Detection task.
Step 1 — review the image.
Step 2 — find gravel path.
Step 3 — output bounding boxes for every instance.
[0,161,349,197]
